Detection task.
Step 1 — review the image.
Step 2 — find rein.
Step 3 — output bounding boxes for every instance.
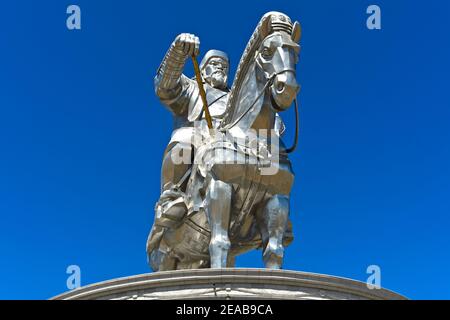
[220,70,299,154]
[220,73,276,131]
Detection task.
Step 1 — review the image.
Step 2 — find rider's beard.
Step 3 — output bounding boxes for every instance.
[210,71,227,89]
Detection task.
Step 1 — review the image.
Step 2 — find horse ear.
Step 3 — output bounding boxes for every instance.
[291,21,301,43]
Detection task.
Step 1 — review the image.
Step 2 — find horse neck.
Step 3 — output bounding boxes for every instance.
[250,94,276,131]
[234,63,277,133]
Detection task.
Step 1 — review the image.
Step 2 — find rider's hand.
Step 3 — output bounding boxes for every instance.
[174,33,200,57]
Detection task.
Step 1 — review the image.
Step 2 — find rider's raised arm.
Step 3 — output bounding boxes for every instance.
[154,33,200,116]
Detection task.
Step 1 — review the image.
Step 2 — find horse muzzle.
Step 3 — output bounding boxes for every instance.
[271,71,299,111]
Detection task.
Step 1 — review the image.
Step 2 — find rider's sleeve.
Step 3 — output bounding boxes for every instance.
[154,41,196,116]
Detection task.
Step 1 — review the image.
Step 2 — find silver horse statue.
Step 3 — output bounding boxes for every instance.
[147,12,301,270]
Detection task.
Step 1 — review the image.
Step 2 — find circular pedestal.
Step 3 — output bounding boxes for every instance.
[52,268,406,300]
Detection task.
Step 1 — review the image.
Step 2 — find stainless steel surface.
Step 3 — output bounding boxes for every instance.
[147,11,302,271]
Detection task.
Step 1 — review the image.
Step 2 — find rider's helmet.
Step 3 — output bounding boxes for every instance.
[200,50,229,90]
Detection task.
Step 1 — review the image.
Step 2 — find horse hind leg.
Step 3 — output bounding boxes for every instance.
[258,195,289,269]
[206,178,232,268]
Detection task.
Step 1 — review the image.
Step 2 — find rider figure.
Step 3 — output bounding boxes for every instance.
[146,33,230,269]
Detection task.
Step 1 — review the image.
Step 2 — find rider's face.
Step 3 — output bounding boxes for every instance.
[202,58,229,90]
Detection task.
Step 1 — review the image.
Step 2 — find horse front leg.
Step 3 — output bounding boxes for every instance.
[259,194,289,269]
[206,178,232,268]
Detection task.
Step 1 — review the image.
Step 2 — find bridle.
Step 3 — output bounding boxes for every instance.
[220,68,299,154]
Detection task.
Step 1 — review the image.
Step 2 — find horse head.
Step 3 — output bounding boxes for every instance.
[256,14,301,111]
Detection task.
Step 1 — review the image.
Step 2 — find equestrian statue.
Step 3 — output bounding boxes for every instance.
[146,11,302,271]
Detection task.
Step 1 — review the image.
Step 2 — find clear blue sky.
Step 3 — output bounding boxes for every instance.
[1,0,449,300]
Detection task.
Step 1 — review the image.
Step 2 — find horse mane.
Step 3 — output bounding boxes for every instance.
[220,11,294,129]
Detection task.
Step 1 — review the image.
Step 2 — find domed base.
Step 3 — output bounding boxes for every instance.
[52,268,406,300]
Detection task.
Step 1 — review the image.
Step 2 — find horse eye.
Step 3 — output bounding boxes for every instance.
[261,47,273,59]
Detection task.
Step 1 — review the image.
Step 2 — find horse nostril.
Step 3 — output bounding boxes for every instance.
[276,82,285,93]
